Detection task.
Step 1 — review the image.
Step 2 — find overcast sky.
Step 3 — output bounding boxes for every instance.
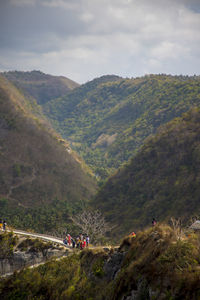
[0,0,200,83]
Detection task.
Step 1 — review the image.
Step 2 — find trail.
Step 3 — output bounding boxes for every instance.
[7,229,71,249]
[7,229,116,252]
[6,168,36,199]
[1,229,117,278]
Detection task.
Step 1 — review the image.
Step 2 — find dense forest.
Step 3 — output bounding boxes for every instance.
[1,71,200,239]
[0,74,96,233]
[43,74,200,178]
[94,107,200,237]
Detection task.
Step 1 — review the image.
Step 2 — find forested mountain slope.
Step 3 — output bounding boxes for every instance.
[93,108,200,236]
[2,70,79,105]
[0,75,97,232]
[44,74,200,178]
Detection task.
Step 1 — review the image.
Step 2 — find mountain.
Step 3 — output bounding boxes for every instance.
[0,74,97,233]
[43,74,200,178]
[2,70,79,105]
[93,107,200,236]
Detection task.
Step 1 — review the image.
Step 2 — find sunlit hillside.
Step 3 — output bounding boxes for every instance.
[44,74,200,178]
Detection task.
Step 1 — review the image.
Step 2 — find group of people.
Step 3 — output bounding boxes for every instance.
[0,220,7,231]
[63,233,90,250]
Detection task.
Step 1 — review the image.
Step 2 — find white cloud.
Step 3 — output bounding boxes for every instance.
[9,0,37,6]
[42,0,79,10]
[1,0,200,82]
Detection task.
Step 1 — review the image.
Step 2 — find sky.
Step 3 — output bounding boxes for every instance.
[0,0,200,83]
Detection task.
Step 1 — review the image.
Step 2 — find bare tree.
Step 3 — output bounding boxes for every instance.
[170,217,183,240]
[71,210,111,244]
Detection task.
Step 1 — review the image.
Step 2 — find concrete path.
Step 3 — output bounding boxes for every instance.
[7,229,71,249]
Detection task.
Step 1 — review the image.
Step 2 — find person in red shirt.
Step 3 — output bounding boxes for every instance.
[83,239,86,248]
[67,234,71,246]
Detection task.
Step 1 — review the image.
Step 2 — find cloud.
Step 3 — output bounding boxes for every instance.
[0,0,200,82]
[9,0,37,6]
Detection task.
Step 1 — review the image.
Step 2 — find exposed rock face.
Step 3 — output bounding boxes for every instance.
[0,248,67,276]
[104,251,124,280]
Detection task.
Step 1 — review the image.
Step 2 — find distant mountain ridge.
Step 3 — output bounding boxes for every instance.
[43,74,200,178]
[0,74,96,233]
[2,70,79,105]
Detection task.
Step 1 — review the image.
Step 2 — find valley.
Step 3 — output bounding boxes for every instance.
[1,70,200,238]
[0,70,200,299]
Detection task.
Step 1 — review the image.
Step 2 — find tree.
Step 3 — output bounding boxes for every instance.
[71,210,111,244]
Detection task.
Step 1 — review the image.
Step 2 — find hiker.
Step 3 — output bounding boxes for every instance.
[80,239,84,250]
[83,239,86,249]
[67,234,71,246]
[152,218,157,226]
[76,236,80,249]
[0,220,2,231]
[71,238,76,248]
[63,236,68,245]
[3,220,7,231]
[86,235,90,247]
[130,232,136,238]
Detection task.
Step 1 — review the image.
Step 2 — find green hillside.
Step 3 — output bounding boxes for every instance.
[1,225,200,299]
[93,107,200,236]
[0,75,97,233]
[2,70,79,105]
[44,74,200,178]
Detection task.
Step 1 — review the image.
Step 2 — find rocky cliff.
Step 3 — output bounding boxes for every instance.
[0,232,68,277]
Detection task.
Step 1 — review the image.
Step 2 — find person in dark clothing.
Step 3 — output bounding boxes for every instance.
[71,238,76,248]
[152,218,157,226]
[3,220,7,231]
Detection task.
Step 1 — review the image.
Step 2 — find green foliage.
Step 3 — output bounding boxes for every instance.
[0,232,18,259]
[1,225,200,300]
[0,254,93,300]
[43,74,200,178]
[92,257,105,277]
[111,226,200,300]
[0,198,86,235]
[0,74,97,234]
[94,107,200,237]
[158,240,198,271]
[17,238,53,254]
[3,70,79,105]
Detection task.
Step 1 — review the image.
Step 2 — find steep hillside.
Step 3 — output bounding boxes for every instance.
[93,108,200,236]
[0,75,97,233]
[44,74,200,178]
[2,70,79,105]
[1,225,200,300]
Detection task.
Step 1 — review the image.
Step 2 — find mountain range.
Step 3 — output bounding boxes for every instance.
[1,70,200,237]
[43,74,200,178]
